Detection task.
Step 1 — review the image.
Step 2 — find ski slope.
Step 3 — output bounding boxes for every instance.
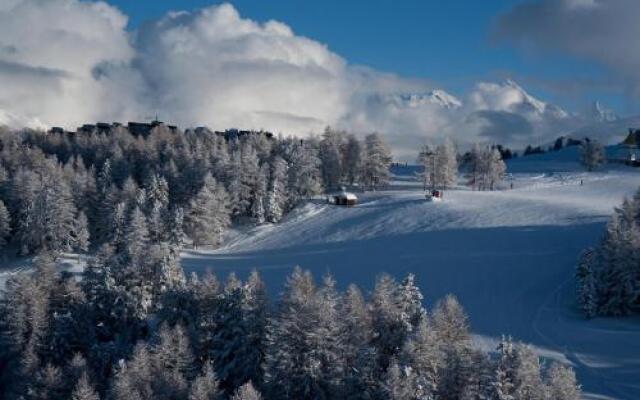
[182,149,640,400]
[2,147,639,399]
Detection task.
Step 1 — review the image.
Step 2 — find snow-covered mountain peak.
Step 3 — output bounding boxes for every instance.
[589,100,618,122]
[386,90,462,109]
[471,79,568,119]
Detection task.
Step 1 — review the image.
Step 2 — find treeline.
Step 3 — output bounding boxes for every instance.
[0,124,392,255]
[577,190,640,317]
[416,141,507,192]
[0,254,580,400]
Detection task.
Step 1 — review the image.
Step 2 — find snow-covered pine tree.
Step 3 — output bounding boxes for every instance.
[145,174,170,211]
[319,127,344,191]
[264,267,329,399]
[189,363,221,400]
[343,133,363,186]
[313,274,345,396]
[71,372,100,400]
[108,202,127,251]
[265,156,288,223]
[154,323,194,397]
[400,318,441,400]
[417,144,436,191]
[363,133,392,190]
[384,360,413,400]
[147,200,166,243]
[341,284,377,399]
[397,273,427,332]
[235,270,268,389]
[231,381,262,400]
[435,138,458,190]
[32,363,65,400]
[466,144,483,190]
[185,173,231,248]
[148,242,185,301]
[94,160,114,242]
[209,274,245,390]
[432,296,473,400]
[73,211,91,254]
[123,206,150,266]
[0,199,10,249]
[370,274,407,372]
[513,344,544,400]
[492,336,517,400]
[341,284,373,366]
[287,140,323,203]
[432,294,470,349]
[598,200,640,315]
[576,248,598,318]
[489,148,507,191]
[120,176,139,209]
[167,207,186,251]
[544,363,581,400]
[250,163,268,224]
[460,349,494,400]
[112,342,154,400]
[579,139,605,172]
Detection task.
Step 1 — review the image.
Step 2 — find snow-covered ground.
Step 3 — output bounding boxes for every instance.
[2,147,640,399]
[182,149,640,400]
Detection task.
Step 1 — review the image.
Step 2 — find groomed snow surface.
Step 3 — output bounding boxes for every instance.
[184,149,640,400]
[3,147,640,399]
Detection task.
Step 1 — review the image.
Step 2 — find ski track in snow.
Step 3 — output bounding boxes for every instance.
[3,148,640,399]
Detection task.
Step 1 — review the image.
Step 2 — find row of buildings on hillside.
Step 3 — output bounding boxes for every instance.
[48,121,273,141]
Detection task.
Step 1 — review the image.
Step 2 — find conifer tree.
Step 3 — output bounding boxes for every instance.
[71,372,100,400]
[231,381,262,400]
[123,206,150,266]
[265,156,288,223]
[288,141,323,203]
[185,173,231,247]
[73,211,91,254]
[0,199,10,249]
[343,133,363,186]
[363,133,392,190]
[319,127,344,191]
[401,319,441,399]
[576,248,598,318]
[544,363,581,400]
[493,336,517,400]
[189,363,221,400]
[435,138,458,190]
[167,207,186,251]
[579,139,605,172]
[384,361,413,400]
[417,144,436,191]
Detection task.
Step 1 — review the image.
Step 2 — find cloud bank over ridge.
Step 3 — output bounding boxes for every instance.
[0,1,625,159]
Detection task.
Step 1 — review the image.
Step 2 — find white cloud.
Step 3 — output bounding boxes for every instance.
[0,1,615,160]
[132,3,349,134]
[0,0,137,127]
[494,0,640,96]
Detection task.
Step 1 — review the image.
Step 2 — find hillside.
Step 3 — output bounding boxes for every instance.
[181,148,640,400]
[2,147,639,398]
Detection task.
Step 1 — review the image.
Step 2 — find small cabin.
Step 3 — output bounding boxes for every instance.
[328,189,358,206]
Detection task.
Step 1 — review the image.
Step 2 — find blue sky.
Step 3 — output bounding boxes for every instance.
[109,0,625,114]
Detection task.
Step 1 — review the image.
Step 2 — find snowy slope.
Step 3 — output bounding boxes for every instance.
[182,148,640,400]
[3,147,640,399]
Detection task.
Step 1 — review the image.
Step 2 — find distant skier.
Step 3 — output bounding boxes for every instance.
[580,179,583,186]
[510,182,513,190]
